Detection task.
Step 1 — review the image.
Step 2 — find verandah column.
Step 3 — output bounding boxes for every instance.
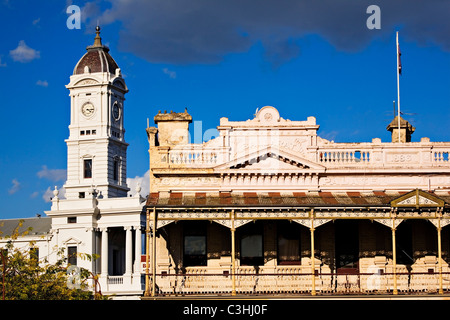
[125,226,133,276]
[231,209,236,296]
[391,219,398,295]
[310,209,316,296]
[437,216,443,294]
[144,209,151,297]
[134,225,142,275]
[100,227,109,277]
[151,207,157,297]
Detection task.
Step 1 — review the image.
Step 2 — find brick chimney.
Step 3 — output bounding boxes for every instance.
[386,115,415,143]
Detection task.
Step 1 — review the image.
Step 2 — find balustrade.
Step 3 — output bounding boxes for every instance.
[149,269,450,296]
[158,143,450,169]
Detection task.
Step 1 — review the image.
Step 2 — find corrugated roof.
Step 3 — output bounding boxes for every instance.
[0,217,51,238]
[146,191,450,208]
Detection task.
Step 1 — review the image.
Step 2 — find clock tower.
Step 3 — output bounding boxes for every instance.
[64,26,129,199]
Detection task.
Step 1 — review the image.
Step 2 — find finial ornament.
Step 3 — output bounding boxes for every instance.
[93,25,102,47]
[53,186,59,198]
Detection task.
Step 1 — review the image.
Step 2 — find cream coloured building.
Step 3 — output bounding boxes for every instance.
[144,105,450,296]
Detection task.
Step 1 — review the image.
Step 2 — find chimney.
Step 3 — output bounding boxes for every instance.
[153,109,192,146]
[386,115,415,143]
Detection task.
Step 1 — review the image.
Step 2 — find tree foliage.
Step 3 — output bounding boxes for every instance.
[0,220,105,300]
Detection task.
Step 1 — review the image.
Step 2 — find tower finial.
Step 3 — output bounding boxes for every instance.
[93,25,102,47]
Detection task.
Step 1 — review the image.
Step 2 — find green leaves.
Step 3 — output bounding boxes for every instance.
[0,221,103,300]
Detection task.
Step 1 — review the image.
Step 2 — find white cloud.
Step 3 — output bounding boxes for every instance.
[36,80,48,87]
[30,191,39,199]
[0,57,6,67]
[127,170,150,198]
[8,179,20,195]
[162,68,177,79]
[10,40,40,63]
[43,186,66,203]
[32,18,40,26]
[37,166,66,182]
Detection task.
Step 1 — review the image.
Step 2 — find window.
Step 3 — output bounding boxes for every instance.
[84,159,92,179]
[277,222,301,265]
[68,246,77,266]
[80,130,85,135]
[240,223,264,266]
[335,220,359,273]
[113,159,119,181]
[78,192,85,199]
[68,217,77,224]
[184,236,206,266]
[183,222,207,267]
[30,248,39,262]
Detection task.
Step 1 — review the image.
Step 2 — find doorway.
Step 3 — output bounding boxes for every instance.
[335,220,359,274]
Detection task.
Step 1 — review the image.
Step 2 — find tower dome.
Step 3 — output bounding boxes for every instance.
[73,26,119,75]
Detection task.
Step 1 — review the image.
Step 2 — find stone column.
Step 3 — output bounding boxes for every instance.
[134,226,142,275]
[125,226,133,276]
[100,227,109,276]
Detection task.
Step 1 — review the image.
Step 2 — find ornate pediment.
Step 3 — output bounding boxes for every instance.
[215,146,325,173]
[112,78,127,91]
[391,189,445,208]
[74,78,100,86]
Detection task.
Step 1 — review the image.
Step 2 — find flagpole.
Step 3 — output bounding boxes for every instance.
[396,31,401,143]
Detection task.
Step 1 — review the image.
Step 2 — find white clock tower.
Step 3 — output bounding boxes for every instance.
[64,26,129,199]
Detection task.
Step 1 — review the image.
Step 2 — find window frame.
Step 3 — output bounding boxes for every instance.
[183,222,207,267]
[277,222,302,265]
[240,223,264,266]
[67,246,78,266]
[83,159,92,179]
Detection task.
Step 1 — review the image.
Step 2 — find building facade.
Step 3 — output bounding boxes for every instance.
[144,105,450,296]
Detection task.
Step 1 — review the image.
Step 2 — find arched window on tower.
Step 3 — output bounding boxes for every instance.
[84,159,92,179]
[113,156,120,182]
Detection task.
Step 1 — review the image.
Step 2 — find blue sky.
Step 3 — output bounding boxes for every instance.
[0,0,449,219]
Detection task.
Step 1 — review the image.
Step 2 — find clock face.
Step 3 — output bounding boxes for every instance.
[113,103,120,120]
[81,102,95,117]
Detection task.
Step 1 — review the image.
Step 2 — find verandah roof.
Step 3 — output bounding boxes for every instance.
[146,190,450,208]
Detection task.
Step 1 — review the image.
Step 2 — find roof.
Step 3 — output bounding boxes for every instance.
[145,191,450,208]
[0,217,51,238]
[73,26,119,75]
[386,115,415,132]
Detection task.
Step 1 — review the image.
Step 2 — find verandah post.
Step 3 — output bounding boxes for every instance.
[231,209,236,296]
[391,218,398,295]
[310,209,316,296]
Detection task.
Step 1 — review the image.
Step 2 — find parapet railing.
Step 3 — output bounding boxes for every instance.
[162,143,450,168]
[146,271,450,296]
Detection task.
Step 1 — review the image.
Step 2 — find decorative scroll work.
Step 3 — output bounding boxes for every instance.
[148,219,172,230]
[374,219,404,229]
[212,219,253,229]
[75,79,99,86]
[156,220,174,229]
[429,219,450,229]
[292,219,331,229]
